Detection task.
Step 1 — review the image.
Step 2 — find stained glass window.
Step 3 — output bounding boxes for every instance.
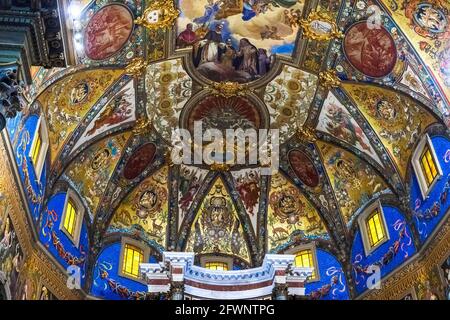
[63,200,77,237]
[420,146,438,188]
[295,250,316,279]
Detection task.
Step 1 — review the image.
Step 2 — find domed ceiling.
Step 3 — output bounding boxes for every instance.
[14,0,450,298]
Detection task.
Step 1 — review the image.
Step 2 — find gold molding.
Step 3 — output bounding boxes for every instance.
[125,57,148,77]
[135,0,180,31]
[319,69,341,89]
[208,81,252,99]
[300,10,343,41]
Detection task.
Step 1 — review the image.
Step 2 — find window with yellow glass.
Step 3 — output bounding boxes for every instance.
[420,145,438,188]
[63,200,77,237]
[295,250,316,279]
[366,209,386,248]
[205,262,229,271]
[31,132,42,166]
[122,244,144,278]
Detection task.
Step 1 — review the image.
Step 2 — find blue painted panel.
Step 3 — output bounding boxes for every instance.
[91,242,156,300]
[305,249,350,300]
[410,136,450,242]
[15,115,46,222]
[39,192,89,286]
[351,206,416,295]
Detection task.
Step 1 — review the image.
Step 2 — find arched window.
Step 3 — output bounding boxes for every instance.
[200,256,233,271]
[412,134,443,199]
[60,190,84,248]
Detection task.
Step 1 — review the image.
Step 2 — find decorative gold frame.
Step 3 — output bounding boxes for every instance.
[209,81,252,99]
[300,10,343,41]
[135,0,180,31]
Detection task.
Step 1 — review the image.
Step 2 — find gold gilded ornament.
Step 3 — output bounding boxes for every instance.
[300,10,343,41]
[319,70,341,89]
[126,58,148,76]
[209,81,252,98]
[135,0,180,31]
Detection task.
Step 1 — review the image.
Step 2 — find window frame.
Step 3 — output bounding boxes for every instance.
[28,116,49,181]
[358,200,390,256]
[118,238,149,282]
[412,134,443,200]
[286,243,320,282]
[59,189,84,248]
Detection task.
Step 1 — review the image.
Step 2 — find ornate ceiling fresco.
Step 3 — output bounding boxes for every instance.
[3,0,450,300]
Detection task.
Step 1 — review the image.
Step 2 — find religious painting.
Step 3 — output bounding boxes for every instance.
[38,68,123,164]
[264,66,317,143]
[123,143,157,181]
[146,59,193,142]
[441,254,450,300]
[65,132,131,217]
[267,173,328,252]
[109,166,169,248]
[343,21,397,78]
[342,83,436,178]
[316,141,388,226]
[316,92,382,166]
[178,165,208,226]
[288,149,319,188]
[232,168,261,231]
[84,4,134,61]
[176,0,304,83]
[400,65,430,98]
[0,213,24,300]
[186,178,250,261]
[71,80,137,153]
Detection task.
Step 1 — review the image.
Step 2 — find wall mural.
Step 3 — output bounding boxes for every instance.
[91,242,163,300]
[410,136,450,243]
[267,173,328,252]
[64,132,131,218]
[317,141,388,226]
[380,0,450,112]
[108,166,169,249]
[343,21,398,78]
[176,0,304,83]
[351,206,416,295]
[146,59,193,142]
[71,80,136,153]
[178,165,208,229]
[342,83,436,178]
[316,91,382,167]
[264,66,318,143]
[231,168,261,231]
[39,193,89,287]
[186,177,250,262]
[37,69,123,163]
[287,149,320,188]
[0,212,23,300]
[305,249,349,300]
[83,4,134,61]
[15,115,46,222]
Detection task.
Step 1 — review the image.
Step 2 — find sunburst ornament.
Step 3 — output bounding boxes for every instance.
[135,0,180,31]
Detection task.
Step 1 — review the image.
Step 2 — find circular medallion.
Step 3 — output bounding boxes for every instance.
[414,4,447,34]
[123,143,156,180]
[288,150,320,188]
[84,4,134,61]
[91,148,111,171]
[343,21,397,78]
